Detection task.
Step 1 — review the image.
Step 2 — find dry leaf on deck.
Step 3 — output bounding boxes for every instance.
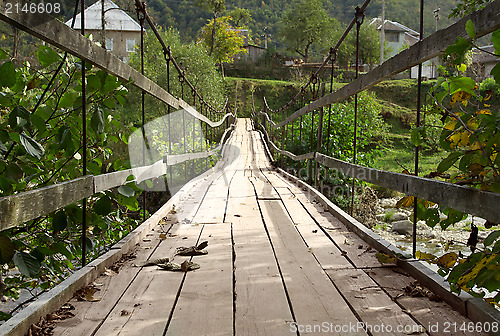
[135,257,170,267]
[157,261,200,272]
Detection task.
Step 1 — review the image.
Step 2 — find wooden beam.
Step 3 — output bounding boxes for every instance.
[0,0,179,108]
[276,0,500,128]
[315,153,500,223]
[0,176,94,231]
[0,0,234,127]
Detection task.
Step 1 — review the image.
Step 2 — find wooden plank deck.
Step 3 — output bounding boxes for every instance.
[51,118,484,336]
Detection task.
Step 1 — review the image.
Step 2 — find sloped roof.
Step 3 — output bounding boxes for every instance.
[404,32,420,45]
[370,18,419,37]
[472,45,500,64]
[66,0,141,32]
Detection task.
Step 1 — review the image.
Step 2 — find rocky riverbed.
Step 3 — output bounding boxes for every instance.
[368,197,493,256]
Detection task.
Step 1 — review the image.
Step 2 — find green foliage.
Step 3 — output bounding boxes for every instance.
[197,0,226,15]
[278,0,340,63]
[0,45,142,317]
[279,91,386,209]
[198,16,247,64]
[131,0,459,52]
[337,23,381,68]
[415,20,500,307]
[227,7,252,28]
[128,27,225,121]
[449,0,493,18]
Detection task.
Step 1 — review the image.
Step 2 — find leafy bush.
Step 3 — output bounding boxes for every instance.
[277,91,387,210]
[0,44,141,319]
[408,21,500,307]
[127,27,225,124]
[480,77,500,96]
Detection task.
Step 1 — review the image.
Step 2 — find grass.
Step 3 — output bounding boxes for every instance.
[374,147,444,176]
[226,76,445,176]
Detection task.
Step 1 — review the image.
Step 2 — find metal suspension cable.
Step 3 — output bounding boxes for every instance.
[350,7,364,216]
[80,0,87,267]
[134,0,228,115]
[137,3,147,222]
[413,0,425,258]
[261,0,372,118]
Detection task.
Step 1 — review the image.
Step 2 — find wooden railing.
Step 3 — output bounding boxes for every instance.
[0,0,236,232]
[254,0,500,227]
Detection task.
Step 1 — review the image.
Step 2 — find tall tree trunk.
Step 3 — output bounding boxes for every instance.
[220,60,225,78]
[209,13,217,56]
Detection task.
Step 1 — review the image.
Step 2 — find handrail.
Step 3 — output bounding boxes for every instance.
[255,125,500,224]
[0,0,231,127]
[0,177,94,231]
[315,153,500,223]
[261,0,372,115]
[163,123,234,165]
[252,0,500,223]
[0,121,235,231]
[0,0,238,230]
[178,100,234,127]
[275,0,500,128]
[257,122,314,161]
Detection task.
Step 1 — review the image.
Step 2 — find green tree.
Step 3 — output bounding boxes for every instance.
[129,27,225,114]
[0,44,140,314]
[198,16,247,77]
[227,7,252,28]
[337,23,381,69]
[278,0,339,63]
[196,0,226,56]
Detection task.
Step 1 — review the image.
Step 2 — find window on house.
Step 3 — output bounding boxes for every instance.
[126,39,136,52]
[386,33,399,43]
[105,38,113,51]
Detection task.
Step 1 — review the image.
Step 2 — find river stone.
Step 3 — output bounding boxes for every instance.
[390,212,409,222]
[391,220,414,235]
[376,214,386,222]
[379,198,397,208]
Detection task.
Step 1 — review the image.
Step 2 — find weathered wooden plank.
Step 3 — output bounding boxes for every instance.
[367,267,485,336]
[229,196,294,335]
[0,176,94,231]
[276,0,500,128]
[315,153,500,223]
[326,269,423,336]
[52,237,161,336]
[94,161,166,193]
[258,200,366,335]
[248,176,280,200]
[92,223,203,336]
[279,195,353,270]
[165,224,233,335]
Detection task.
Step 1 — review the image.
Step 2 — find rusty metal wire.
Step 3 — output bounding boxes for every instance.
[261,0,372,119]
[349,6,365,215]
[134,0,228,115]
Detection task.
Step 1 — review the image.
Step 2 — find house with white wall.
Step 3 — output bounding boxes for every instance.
[66,0,142,63]
[370,18,437,79]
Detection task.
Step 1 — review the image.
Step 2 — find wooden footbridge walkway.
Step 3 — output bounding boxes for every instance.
[46,119,480,336]
[1,0,500,334]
